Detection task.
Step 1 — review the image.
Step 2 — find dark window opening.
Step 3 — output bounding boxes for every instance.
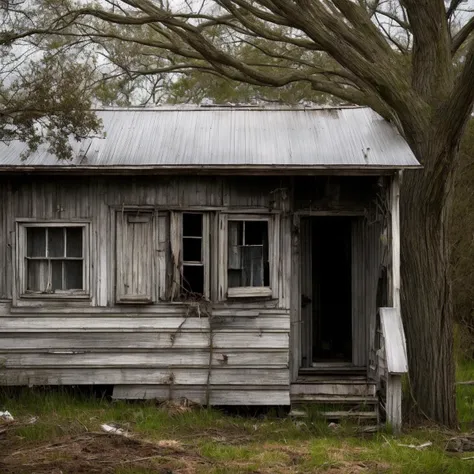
[182,265,204,296]
[25,227,84,292]
[181,213,205,296]
[228,220,269,288]
[183,213,202,236]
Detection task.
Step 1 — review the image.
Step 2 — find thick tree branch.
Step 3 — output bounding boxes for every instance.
[443,42,474,146]
[452,16,474,54]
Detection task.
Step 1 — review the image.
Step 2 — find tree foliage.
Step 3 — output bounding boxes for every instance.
[0,3,102,159]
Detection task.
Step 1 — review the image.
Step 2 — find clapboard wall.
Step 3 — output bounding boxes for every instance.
[0,175,293,404]
[0,174,381,404]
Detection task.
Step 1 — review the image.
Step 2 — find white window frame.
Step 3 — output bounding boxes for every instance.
[218,213,279,299]
[16,221,90,299]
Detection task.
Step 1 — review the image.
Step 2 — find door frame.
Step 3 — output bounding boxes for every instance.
[290,211,365,382]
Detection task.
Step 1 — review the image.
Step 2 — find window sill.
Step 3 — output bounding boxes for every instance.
[117,296,154,304]
[20,293,90,300]
[227,287,273,298]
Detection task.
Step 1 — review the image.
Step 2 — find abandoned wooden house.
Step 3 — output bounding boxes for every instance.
[0,106,419,431]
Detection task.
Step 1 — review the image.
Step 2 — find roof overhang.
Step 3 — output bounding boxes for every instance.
[0,164,420,176]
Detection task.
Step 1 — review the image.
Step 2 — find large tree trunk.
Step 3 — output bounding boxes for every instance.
[400,141,458,427]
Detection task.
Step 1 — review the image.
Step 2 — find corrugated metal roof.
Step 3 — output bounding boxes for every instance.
[0,106,420,171]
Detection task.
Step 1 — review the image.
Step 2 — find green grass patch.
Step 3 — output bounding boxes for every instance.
[457,360,474,430]
[1,385,473,473]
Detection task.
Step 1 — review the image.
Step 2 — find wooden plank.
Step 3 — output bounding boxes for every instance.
[116,211,154,303]
[300,217,312,368]
[290,213,300,382]
[379,307,408,374]
[113,385,290,405]
[386,374,402,434]
[390,172,401,309]
[218,213,227,300]
[169,211,182,301]
[156,212,169,301]
[7,300,284,313]
[0,316,290,332]
[0,367,290,386]
[227,287,273,298]
[0,332,289,351]
[290,382,376,397]
[271,214,280,301]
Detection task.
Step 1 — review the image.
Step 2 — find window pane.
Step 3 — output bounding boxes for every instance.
[66,228,83,257]
[227,220,270,288]
[64,260,83,290]
[228,221,242,270]
[242,246,264,286]
[183,237,202,262]
[27,259,48,291]
[48,228,64,257]
[182,265,204,296]
[228,269,242,288]
[27,228,46,257]
[51,260,63,290]
[245,221,268,245]
[183,213,202,237]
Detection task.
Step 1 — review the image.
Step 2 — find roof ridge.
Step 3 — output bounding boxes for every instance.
[90,105,368,112]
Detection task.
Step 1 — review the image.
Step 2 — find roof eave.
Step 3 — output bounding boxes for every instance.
[0,164,422,176]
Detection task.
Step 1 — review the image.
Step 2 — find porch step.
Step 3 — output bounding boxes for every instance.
[290,408,378,422]
[299,366,367,376]
[291,381,376,397]
[291,395,377,405]
[291,374,379,425]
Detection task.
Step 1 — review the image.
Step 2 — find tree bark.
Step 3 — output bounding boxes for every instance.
[400,139,458,427]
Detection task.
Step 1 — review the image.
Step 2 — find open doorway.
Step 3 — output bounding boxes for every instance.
[300,217,352,367]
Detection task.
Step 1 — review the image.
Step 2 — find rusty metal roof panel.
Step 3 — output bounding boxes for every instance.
[0,106,420,170]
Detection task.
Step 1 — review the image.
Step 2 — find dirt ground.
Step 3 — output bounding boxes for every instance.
[1,431,205,474]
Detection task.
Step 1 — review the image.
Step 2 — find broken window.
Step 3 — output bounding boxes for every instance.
[181,213,205,297]
[20,224,88,296]
[225,218,273,298]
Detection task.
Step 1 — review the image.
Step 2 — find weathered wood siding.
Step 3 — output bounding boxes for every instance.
[351,217,384,367]
[0,174,384,403]
[0,176,291,404]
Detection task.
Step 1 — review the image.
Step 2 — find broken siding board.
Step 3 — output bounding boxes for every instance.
[169,212,182,300]
[112,385,290,405]
[0,368,290,386]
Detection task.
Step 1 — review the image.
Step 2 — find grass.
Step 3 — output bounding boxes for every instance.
[457,359,474,430]
[1,381,473,474]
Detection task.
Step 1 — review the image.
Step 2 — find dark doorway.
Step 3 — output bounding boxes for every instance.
[311,217,352,363]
